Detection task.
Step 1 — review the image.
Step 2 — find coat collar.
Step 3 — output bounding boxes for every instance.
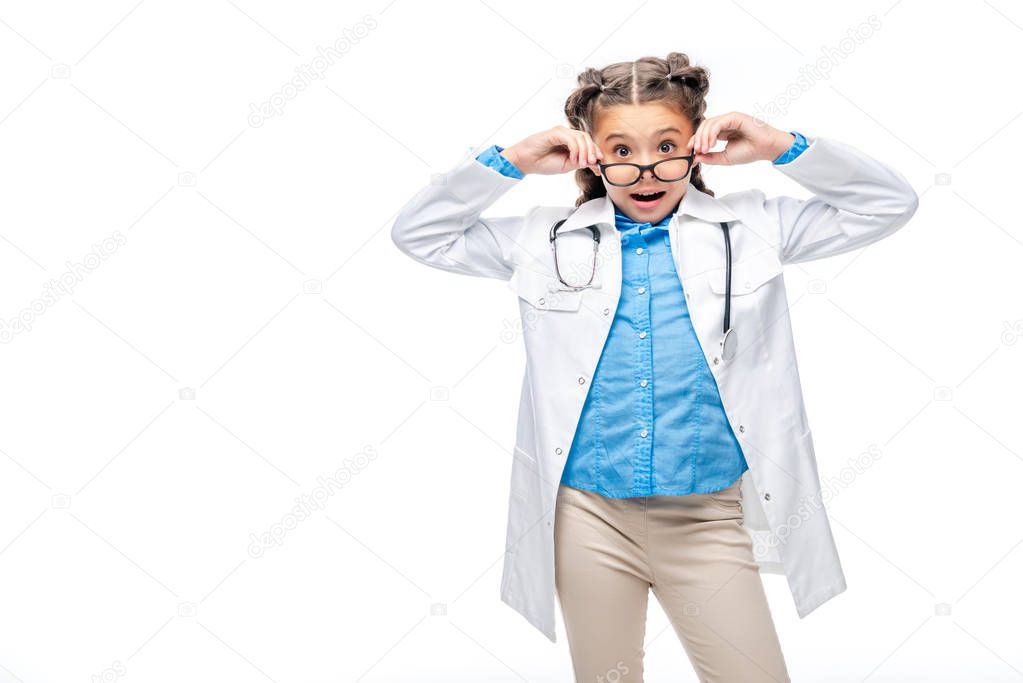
[556,184,739,234]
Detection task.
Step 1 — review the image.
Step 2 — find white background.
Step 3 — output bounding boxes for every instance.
[1,0,1021,681]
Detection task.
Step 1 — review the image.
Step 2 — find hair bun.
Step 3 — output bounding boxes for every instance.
[661,53,709,95]
[677,69,709,95]
[578,67,606,94]
[665,51,691,71]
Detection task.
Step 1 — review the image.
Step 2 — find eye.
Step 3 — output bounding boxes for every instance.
[613,145,630,158]
[659,141,675,154]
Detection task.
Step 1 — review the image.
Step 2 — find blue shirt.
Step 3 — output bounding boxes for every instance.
[475,131,809,497]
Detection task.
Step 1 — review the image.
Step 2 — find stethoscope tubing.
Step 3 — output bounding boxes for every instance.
[549,216,735,357]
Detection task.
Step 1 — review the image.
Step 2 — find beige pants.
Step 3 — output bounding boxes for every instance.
[553,476,790,683]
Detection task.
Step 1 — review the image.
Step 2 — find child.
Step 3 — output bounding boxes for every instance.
[391,52,918,682]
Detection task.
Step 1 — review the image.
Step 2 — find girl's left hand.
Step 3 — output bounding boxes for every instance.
[688,112,795,166]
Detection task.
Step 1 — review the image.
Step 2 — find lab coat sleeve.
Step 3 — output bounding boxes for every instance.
[758,135,919,265]
[390,151,530,281]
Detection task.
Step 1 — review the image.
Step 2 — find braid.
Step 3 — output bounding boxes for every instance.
[566,67,616,206]
[565,67,606,135]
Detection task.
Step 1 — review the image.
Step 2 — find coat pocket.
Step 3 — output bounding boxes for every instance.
[705,248,783,296]
[508,267,585,311]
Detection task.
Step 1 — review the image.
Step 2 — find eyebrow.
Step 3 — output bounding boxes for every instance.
[604,127,683,143]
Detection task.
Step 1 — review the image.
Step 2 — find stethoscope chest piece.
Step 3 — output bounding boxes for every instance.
[721,327,738,361]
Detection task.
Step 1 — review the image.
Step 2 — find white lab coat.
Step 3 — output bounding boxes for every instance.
[390,135,919,642]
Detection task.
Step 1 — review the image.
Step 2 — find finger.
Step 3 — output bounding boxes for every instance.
[571,135,583,168]
[713,112,742,149]
[695,117,709,154]
[711,113,733,147]
[707,115,733,154]
[706,119,723,154]
[583,136,597,171]
[705,116,724,154]
[572,137,584,168]
[549,128,570,164]
[562,132,578,167]
[581,131,597,167]
[585,133,598,165]
[699,116,716,154]
[698,150,728,166]
[591,137,604,173]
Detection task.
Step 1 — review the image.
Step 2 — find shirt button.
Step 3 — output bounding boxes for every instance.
[640,429,648,438]
[635,247,644,255]
[637,286,646,294]
[578,376,586,385]
[738,424,745,433]
[638,331,647,339]
[764,492,771,501]
[555,447,563,455]
[603,308,610,315]
[639,379,648,387]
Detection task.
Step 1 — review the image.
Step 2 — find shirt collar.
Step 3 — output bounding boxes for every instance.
[612,203,675,232]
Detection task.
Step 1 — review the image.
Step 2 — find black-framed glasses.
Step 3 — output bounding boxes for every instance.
[597,154,696,187]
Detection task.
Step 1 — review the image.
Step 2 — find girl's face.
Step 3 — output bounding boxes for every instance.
[588,102,696,224]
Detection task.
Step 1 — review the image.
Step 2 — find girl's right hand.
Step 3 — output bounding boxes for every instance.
[501,126,603,176]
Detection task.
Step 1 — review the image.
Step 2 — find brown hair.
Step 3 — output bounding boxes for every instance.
[564,52,713,207]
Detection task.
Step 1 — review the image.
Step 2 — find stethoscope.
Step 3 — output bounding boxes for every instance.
[550,216,738,361]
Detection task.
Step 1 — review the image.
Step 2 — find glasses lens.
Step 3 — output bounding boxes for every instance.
[653,158,691,181]
[603,164,641,186]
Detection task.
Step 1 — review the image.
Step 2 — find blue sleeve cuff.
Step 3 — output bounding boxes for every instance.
[474,144,525,179]
[772,131,809,165]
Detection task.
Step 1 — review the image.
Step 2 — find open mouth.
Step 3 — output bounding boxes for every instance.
[630,190,666,206]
